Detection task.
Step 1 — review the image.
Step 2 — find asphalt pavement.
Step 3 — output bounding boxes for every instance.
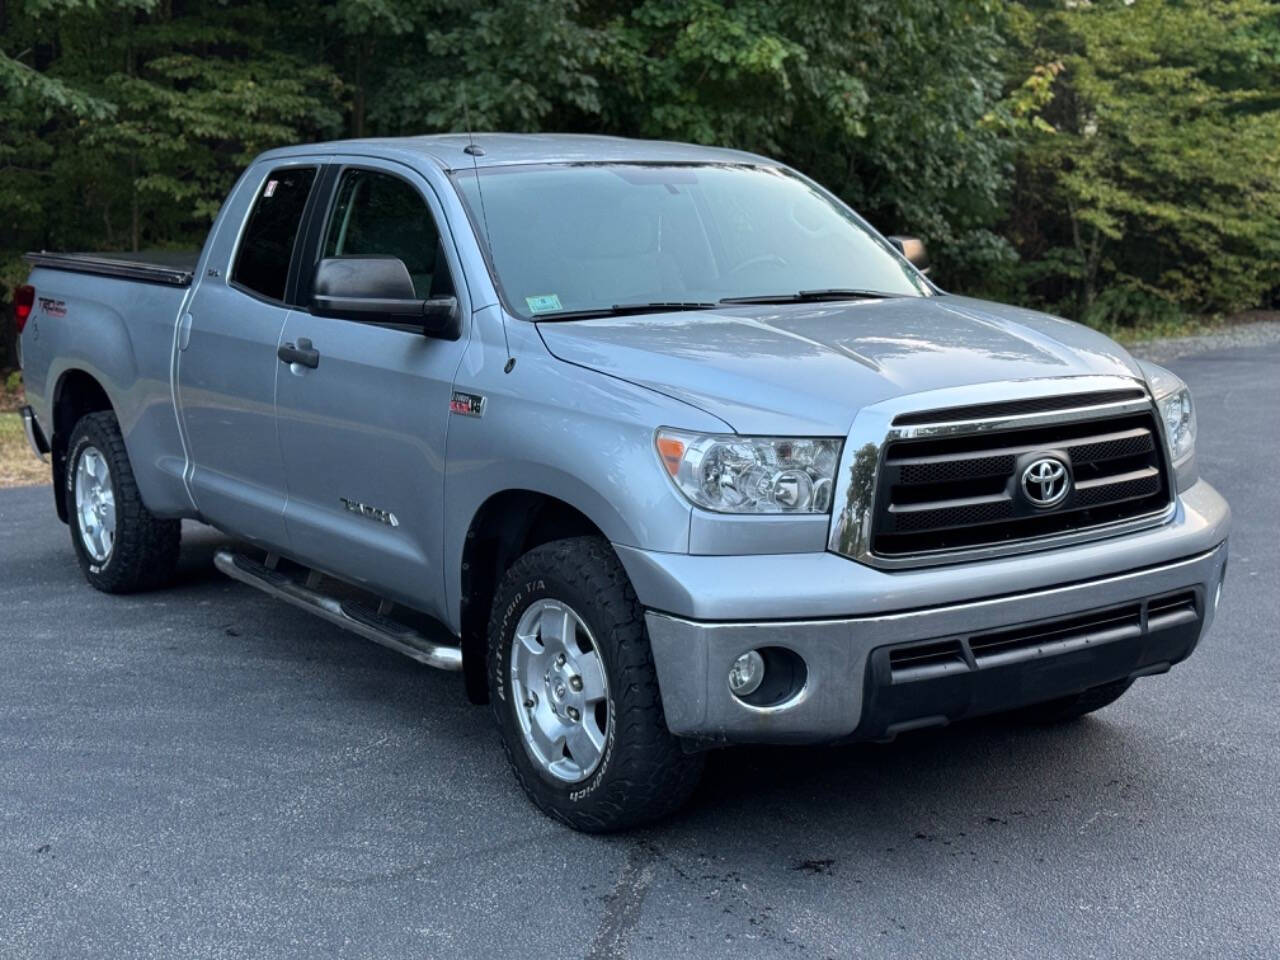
[2,341,1277,959]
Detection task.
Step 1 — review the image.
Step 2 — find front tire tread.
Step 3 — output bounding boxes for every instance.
[488,536,702,832]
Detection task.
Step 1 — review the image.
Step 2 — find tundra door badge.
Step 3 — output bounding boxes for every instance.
[339,498,400,528]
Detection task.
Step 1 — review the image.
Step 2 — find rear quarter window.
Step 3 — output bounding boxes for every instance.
[231,167,318,301]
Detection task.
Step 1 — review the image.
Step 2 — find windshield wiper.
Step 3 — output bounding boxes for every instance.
[719,289,898,305]
[534,301,718,321]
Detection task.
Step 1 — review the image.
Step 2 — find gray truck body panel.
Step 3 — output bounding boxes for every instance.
[537,295,1145,437]
[19,134,1230,744]
[20,267,195,517]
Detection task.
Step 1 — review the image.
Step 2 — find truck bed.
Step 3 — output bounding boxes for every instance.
[24,250,198,287]
[20,250,200,520]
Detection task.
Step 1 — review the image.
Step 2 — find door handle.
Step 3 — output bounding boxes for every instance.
[278,337,319,369]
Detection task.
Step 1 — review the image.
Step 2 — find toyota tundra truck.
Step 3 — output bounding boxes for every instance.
[15,134,1230,831]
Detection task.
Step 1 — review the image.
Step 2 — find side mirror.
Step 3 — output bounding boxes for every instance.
[421,296,460,340]
[888,235,930,274]
[312,256,460,340]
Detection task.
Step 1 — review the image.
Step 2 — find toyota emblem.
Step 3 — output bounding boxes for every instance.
[1021,456,1070,507]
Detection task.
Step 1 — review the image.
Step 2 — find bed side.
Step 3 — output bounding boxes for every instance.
[19,265,196,519]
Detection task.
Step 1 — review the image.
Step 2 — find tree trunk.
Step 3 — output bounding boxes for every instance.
[353,42,367,137]
[130,154,140,253]
[126,10,139,252]
[1067,199,1088,316]
[1084,225,1103,312]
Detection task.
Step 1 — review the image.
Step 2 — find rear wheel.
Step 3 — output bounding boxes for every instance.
[1012,678,1134,724]
[488,536,703,832]
[64,411,180,593]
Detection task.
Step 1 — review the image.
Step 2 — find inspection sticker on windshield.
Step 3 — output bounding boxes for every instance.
[525,294,562,314]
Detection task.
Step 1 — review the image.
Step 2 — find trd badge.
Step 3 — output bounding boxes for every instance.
[450,391,486,417]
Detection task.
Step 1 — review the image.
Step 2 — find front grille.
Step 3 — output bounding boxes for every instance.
[1146,590,1199,629]
[890,388,1148,426]
[872,405,1172,558]
[967,603,1141,667]
[882,588,1203,685]
[887,639,968,682]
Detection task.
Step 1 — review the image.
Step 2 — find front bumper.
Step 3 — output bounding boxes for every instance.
[634,480,1230,744]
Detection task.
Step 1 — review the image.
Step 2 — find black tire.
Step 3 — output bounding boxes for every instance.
[487,536,703,832]
[64,411,181,594]
[1012,678,1134,725]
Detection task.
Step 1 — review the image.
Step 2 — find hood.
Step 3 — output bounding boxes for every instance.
[536,294,1144,435]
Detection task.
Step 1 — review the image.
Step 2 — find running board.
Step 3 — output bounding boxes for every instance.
[213,549,463,671]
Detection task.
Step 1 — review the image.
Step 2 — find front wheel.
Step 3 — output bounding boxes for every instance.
[488,536,703,832]
[64,411,180,593]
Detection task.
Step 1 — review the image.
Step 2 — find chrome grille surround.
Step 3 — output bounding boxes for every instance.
[827,376,1178,569]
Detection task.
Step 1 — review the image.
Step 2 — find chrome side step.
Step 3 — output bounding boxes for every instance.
[213,549,463,671]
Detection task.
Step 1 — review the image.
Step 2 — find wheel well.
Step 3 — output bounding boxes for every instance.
[460,491,606,704]
[50,370,113,523]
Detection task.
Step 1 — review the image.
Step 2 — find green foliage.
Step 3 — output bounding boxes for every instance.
[385,3,606,132]
[2,0,1278,363]
[1,0,342,274]
[601,0,1020,286]
[1008,0,1280,323]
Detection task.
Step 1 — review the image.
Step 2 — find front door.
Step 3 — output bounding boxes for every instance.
[177,162,321,549]
[274,162,470,620]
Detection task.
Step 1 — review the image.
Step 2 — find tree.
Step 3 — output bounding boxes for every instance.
[598,0,1020,286]
[1009,0,1280,324]
[1,0,344,366]
[5,0,1280,373]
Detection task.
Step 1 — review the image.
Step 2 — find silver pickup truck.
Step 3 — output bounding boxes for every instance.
[16,134,1230,831]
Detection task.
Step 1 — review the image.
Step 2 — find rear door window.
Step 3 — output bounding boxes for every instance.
[231,166,318,302]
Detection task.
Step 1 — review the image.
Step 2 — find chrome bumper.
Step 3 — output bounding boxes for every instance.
[19,406,49,461]
[637,480,1230,745]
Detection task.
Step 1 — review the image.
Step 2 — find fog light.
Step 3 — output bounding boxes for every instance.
[728,650,765,697]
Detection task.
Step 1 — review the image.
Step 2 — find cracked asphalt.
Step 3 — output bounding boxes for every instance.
[2,340,1277,959]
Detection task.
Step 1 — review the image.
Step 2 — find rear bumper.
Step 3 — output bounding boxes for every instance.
[19,405,49,460]
[644,537,1228,745]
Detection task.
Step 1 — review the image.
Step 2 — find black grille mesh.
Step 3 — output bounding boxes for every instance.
[1074,472,1161,507]
[897,455,1016,485]
[1069,432,1155,464]
[892,499,1015,532]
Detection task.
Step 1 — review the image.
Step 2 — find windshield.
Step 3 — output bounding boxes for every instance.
[451,163,932,319]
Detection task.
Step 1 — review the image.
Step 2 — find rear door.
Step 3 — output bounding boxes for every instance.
[273,159,471,619]
[176,161,323,550]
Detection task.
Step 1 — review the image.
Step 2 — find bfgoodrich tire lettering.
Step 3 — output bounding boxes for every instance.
[488,536,703,832]
[64,411,180,594]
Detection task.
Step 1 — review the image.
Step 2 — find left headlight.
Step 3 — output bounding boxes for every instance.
[1158,386,1196,463]
[655,429,842,514]
[1143,363,1196,465]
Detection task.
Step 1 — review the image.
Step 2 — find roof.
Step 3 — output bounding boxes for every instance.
[259,133,776,171]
